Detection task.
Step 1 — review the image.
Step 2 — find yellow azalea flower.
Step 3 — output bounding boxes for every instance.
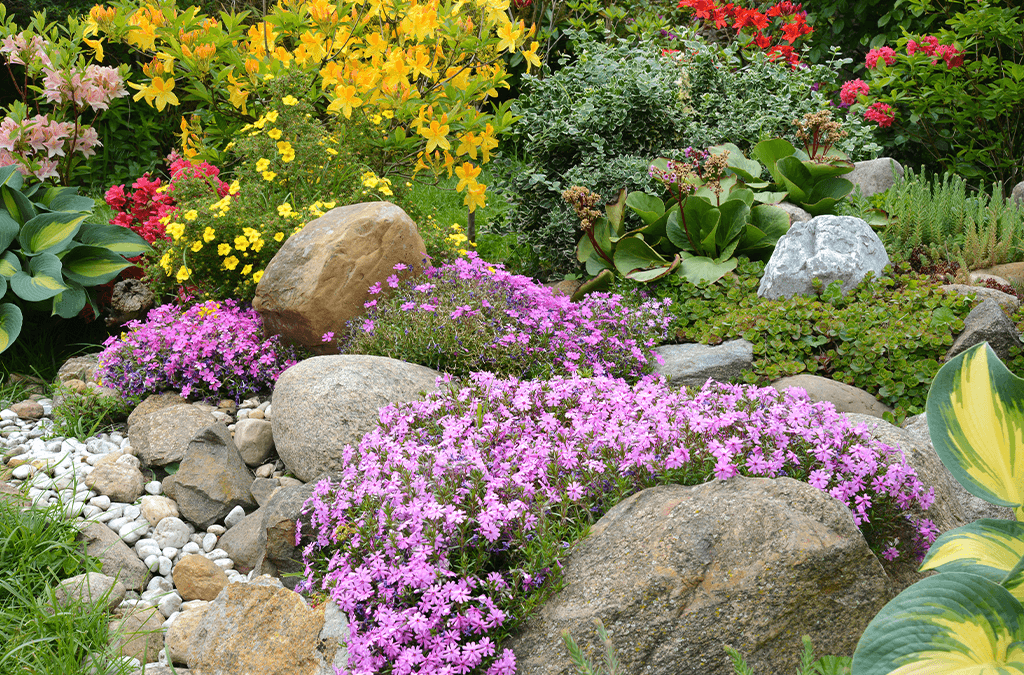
[419,120,450,153]
[282,95,298,106]
[223,256,240,270]
[455,162,481,192]
[159,252,171,273]
[203,227,216,242]
[522,41,541,72]
[183,209,198,221]
[327,84,362,119]
[380,184,393,196]
[218,243,231,255]
[496,21,523,53]
[241,264,253,275]
[255,158,270,172]
[84,36,104,63]
[253,270,264,283]
[129,76,179,112]
[277,141,295,162]
[274,232,284,242]
[268,128,282,140]
[262,170,277,181]
[175,266,191,282]
[191,240,203,252]
[166,222,185,240]
[233,235,249,251]
[265,110,279,123]
[464,182,486,212]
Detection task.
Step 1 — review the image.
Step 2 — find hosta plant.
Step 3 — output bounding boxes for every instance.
[0,165,151,353]
[851,342,1024,674]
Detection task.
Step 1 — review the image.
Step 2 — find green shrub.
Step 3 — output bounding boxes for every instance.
[845,167,1024,270]
[650,260,977,422]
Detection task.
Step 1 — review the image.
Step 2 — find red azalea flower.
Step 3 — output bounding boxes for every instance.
[753,31,771,49]
[864,101,896,127]
[935,43,965,68]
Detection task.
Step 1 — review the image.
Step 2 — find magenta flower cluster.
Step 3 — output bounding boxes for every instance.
[298,373,936,675]
[332,254,672,381]
[96,299,300,401]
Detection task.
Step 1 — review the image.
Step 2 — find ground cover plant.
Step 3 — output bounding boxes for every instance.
[95,297,302,402]
[298,373,936,675]
[326,254,672,382]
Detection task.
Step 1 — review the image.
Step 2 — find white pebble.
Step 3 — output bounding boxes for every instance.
[147,576,172,592]
[181,541,201,555]
[206,548,229,561]
[123,505,141,520]
[206,524,226,536]
[119,520,146,545]
[162,547,178,560]
[11,464,34,479]
[81,505,102,520]
[144,554,160,572]
[201,533,217,553]
[157,591,182,618]
[144,481,162,495]
[158,556,173,576]
[212,558,234,570]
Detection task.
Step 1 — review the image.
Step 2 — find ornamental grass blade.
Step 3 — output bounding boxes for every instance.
[921,519,1024,601]
[851,572,1024,675]
[926,342,1024,517]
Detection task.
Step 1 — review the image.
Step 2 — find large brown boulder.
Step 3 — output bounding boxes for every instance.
[252,202,426,352]
[76,522,150,591]
[507,478,893,675]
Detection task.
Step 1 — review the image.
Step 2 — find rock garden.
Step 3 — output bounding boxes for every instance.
[2,0,1024,674]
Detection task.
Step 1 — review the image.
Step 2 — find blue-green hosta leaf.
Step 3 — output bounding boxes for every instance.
[59,246,133,286]
[18,211,88,255]
[11,252,66,302]
[0,251,20,278]
[851,572,1024,675]
[0,302,22,355]
[37,186,94,213]
[675,252,737,285]
[2,184,35,224]
[0,209,18,251]
[51,277,87,319]
[76,225,152,257]
[922,519,1024,601]
[927,343,1024,518]
[625,191,666,225]
[0,165,23,191]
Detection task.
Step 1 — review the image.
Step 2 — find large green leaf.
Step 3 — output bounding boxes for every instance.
[576,232,596,264]
[694,175,738,204]
[18,211,88,255]
[585,252,613,276]
[715,199,750,257]
[51,277,87,319]
[625,191,666,226]
[921,519,1024,602]
[613,236,670,278]
[0,209,18,251]
[802,158,855,181]
[751,138,797,186]
[571,269,614,302]
[802,177,856,216]
[775,156,813,204]
[709,142,764,183]
[10,252,66,302]
[0,166,23,191]
[60,246,133,286]
[670,196,719,253]
[605,188,627,237]
[76,225,152,257]
[0,251,20,278]
[0,302,22,355]
[675,252,737,285]
[927,343,1024,518]
[851,572,1024,675]
[2,184,35,224]
[37,186,94,213]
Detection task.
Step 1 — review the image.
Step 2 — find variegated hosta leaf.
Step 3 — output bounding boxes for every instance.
[927,342,1024,518]
[18,211,87,255]
[60,246,132,287]
[76,225,152,257]
[922,519,1024,602]
[0,250,19,278]
[851,572,1024,675]
[0,302,22,354]
[10,252,66,302]
[51,278,87,319]
[0,209,18,251]
[0,165,23,190]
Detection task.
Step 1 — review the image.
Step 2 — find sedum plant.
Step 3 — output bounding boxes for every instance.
[0,165,150,354]
[852,342,1024,674]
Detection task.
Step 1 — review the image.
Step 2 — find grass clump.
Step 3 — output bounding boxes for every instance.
[48,384,134,443]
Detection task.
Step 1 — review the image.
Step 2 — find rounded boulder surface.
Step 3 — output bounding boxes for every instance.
[174,554,229,602]
[52,572,126,612]
[108,605,165,665]
[272,354,441,482]
[770,374,892,418]
[128,404,217,467]
[165,604,210,666]
[252,201,426,352]
[84,461,145,504]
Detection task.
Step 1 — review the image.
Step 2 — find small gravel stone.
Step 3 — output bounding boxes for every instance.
[144,481,162,495]
[201,532,217,553]
[206,524,226,536]
[181,541,201,555]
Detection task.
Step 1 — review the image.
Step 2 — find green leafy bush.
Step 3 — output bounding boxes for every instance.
[651,260,977,421]
[0,166,151,354]
[844,167,1024,270]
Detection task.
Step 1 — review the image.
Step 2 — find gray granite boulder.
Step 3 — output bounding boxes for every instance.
[758,215,890,300]
[129,404,217,467]
[272,355,441,482]
[76,522,150,591]
[945,298,1022,362]
[52,572,126,612]
[507,478,891,675]
[848,157,904,198]
[652,339,753,388]
[163,424,256,530]
[1012,180,1024,205]
[771,374,892,418]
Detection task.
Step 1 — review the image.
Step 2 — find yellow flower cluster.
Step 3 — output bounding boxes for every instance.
[446,223,477,256]
[360,170,393,197]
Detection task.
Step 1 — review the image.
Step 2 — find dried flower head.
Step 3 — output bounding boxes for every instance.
[561,185,604,232]
[793,109,848,160]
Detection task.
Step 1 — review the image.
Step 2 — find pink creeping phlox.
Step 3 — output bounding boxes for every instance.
[96,299,300,402]
[299,375,935,675]
[330,254,672,382]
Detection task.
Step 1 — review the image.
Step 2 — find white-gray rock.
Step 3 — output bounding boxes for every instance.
[153,517,191,550]
[848,157,904,198]
[224,505,246,530]
[758,215,890,300]
[652,340,753,388]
